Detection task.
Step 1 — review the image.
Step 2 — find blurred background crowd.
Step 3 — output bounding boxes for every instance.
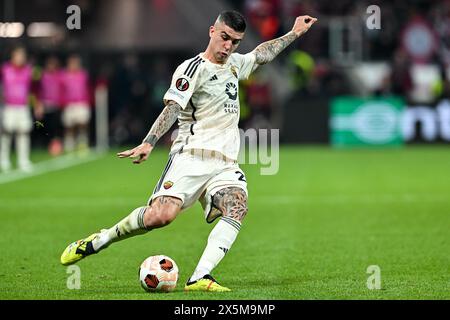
[1,0,450,171]
[232,0,450,100]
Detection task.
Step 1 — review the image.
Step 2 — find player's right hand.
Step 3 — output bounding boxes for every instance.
[117,143,153,164]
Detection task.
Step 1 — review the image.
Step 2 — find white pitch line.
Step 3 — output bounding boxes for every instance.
[0,152,104,185]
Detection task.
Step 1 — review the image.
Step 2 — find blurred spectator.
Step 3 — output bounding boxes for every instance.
[39,56,63,156]
[0,47,43,172]
[246,69,273,120]
[287,49,315,93]
[244,0,282,41]
[433,64,450,100]
[60,54,92,153]
[109,53,149,145]
[381,49,413,99]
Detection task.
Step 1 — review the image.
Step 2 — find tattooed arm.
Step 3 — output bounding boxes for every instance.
[142,100,181,146]
[117,100,181,164]
[253,15,317,65]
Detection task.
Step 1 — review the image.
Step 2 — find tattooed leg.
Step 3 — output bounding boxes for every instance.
[91,196,182,252]
[212,187,248,222]
[143,196,183,229]
[188,187,248,282]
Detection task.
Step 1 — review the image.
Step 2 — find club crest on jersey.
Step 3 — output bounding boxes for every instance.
[163,181,174,189]
[175,78,189,91]
[230,65,238,78]
[225,82,238,100]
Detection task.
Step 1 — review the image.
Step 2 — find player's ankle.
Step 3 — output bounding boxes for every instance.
[188,268,210,283]
[91,232,110,252]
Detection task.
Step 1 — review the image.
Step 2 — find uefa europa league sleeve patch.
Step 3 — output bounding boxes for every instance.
[175,78,189,91]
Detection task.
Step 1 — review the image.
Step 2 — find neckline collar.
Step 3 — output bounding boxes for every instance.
[199,52,230,67]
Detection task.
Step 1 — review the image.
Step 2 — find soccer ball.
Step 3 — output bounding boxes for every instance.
[138,255,179,292]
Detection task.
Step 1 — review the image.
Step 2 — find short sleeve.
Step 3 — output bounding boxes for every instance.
[235,52,258,80]
[163,58,203,109]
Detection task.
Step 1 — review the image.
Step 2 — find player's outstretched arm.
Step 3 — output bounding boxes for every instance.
[252,15,318,65]
[117,100,181,164]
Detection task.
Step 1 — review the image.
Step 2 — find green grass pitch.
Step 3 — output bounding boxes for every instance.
[0,146,448,299]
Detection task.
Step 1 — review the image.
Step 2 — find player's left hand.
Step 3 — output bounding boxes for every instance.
[34,102,44,120]
[291,15,318,37]
[117,143,153,164]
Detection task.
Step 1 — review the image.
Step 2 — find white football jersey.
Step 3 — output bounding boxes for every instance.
[163,52,258,160]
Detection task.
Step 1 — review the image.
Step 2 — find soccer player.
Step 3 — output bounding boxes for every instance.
[39,56,63,156]
[0,47,43,172]
[60,54,91,153]
[61,11,317,291]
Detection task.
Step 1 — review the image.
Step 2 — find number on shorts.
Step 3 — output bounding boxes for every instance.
[235,171,246,182]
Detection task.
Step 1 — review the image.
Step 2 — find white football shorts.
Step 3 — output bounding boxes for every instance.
[148,148,248,223]
[62,103,91,127]
[1,105,32,133]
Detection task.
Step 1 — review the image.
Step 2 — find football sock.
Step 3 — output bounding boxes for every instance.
[189,216,241,283]
[64,132,75,152]
[92,206,148,251]
[0,133,12,170]
[77,129,89,148]
[16,133,31,168]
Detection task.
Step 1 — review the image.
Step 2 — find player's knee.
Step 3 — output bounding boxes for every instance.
[143,206,177,228]
[143,197,181,228]
[156,209,177,227]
